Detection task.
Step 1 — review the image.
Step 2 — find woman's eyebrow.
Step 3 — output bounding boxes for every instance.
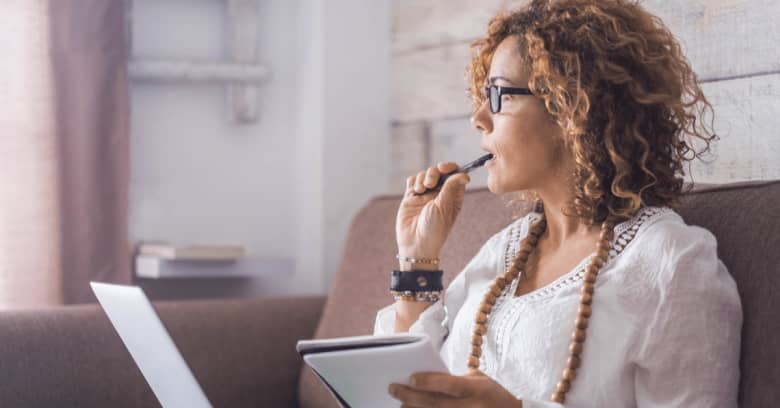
[489,75,519,85]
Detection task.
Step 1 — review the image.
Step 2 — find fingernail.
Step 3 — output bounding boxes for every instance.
[409,376,417,386]
[388,384,397,396]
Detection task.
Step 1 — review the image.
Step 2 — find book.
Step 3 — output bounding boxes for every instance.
[296,333,449,408]
[137,243,245,261]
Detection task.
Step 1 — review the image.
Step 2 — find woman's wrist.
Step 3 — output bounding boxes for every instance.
[397,249,440,271]
[398,260,440,271]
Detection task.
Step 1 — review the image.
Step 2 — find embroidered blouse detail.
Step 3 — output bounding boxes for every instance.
[485,206,672,374]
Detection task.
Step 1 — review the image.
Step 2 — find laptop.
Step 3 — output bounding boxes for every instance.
[90,282,213,408]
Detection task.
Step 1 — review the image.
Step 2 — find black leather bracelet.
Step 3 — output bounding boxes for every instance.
[390,270,444,292]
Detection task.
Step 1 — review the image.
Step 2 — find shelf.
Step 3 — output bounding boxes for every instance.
[135,255,293,279]
[128,59,269,83]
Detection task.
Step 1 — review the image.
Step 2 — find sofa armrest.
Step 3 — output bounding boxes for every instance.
[0,295,326,408]
[157,295,327,407]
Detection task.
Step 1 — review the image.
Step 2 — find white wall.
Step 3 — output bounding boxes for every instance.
[320,0,392,288]
[129,0,390,299]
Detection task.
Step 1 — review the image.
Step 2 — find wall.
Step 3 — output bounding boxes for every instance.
[129,0,390,299]
[388,0,780,192]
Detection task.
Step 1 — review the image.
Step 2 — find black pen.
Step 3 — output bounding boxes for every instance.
[412,153,494,196]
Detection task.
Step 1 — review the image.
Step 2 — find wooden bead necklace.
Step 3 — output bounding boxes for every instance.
[467,205,615,404]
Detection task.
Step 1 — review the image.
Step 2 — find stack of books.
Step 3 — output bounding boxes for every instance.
[135,243,248,279]
[138,243,246,261]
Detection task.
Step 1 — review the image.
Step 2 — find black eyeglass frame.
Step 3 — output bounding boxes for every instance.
[484,85,534,114]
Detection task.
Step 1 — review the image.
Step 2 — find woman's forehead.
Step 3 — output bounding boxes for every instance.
[489,35,530,85]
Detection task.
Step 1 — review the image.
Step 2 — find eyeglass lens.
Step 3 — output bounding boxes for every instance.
[488,86,500,113]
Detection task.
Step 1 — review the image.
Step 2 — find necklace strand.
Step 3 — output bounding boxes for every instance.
[467,205,615,404]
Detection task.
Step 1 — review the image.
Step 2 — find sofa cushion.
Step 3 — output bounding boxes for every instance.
[298,180,780,408]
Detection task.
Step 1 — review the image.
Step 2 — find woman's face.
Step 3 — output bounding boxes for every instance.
[471,35,570,195]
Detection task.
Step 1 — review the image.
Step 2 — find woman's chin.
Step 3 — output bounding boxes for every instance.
[486,177,505,195]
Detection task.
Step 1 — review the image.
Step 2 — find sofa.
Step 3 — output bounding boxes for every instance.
[1,180,778,407]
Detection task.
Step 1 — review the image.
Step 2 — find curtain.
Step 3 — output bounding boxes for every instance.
[0,0,130,307]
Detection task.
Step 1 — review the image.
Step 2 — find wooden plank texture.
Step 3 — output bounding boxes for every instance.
[642,0,780,82]
[393,0,526,54]
[393,0,780,80]
[691,72,780,182]
[388,122,430,193]
[392,43,472,123]
[392,0,780,122]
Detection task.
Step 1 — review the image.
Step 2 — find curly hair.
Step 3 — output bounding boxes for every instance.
[467,0,717,224]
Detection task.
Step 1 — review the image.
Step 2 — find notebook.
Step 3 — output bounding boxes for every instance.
[297,333,449,408]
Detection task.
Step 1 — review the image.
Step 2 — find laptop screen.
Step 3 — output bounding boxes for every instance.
[91,282,212,408]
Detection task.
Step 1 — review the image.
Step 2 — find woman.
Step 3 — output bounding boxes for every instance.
[376,0,742,406]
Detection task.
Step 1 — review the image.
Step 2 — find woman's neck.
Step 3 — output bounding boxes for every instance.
[535,184,600,249]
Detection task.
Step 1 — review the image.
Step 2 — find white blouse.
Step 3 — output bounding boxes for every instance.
[374,207,742,407]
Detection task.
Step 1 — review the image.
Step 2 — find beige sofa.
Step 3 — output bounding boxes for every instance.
[1,181,778,407]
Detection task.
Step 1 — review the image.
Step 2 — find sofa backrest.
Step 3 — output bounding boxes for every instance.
[0,296,325,407]
[299,180,780,408]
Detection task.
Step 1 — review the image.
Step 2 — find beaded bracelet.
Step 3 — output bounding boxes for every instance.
[391,290,441,303]
[395,254,440,265]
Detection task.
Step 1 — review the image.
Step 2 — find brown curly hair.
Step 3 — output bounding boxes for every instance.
[467,0,717,224]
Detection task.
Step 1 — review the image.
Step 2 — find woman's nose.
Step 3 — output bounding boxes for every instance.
[470,101,492,134]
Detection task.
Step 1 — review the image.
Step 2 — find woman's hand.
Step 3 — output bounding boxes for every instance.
[388,369,523,408]
[396,162,471,259]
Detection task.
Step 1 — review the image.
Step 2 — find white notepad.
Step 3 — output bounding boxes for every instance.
[297,333,449,408]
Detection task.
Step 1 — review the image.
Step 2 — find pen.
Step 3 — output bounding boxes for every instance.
[412,153,494,196]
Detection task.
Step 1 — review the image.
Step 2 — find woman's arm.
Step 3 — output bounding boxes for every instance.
[393,299,437,333]
[632,221,742,407]
[374,221,511,351]
[380,161,471,338]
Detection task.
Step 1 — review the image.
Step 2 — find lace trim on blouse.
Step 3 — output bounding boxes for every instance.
[479,206,672,373]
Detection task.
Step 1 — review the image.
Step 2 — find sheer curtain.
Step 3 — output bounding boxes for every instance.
[0,0,130,308]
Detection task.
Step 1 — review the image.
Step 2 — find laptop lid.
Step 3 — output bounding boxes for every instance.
[90,282,212,408]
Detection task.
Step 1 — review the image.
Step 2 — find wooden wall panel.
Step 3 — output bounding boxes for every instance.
[392,43,471,123]
[389,0,780,192]
[388,123,429,193]
[393,0,526,53]
[392,0,780,123]
[393,0,780,81]
[692,73,780,182]
[642,0,780,82]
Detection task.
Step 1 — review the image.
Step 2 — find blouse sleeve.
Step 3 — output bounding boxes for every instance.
[373,223,510,352]
[632,218,742,407]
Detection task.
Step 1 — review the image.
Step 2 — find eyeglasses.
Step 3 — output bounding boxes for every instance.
[483,85,533,114]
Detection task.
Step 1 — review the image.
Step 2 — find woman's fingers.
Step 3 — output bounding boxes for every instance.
[414,171,427,194]
[408,372,472,398]
[405,175,416,196]
[423,167,441,189]
[436,162,458,174]
[410,162,457,195]
[389,383,458,407]
[436,173,469,209]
